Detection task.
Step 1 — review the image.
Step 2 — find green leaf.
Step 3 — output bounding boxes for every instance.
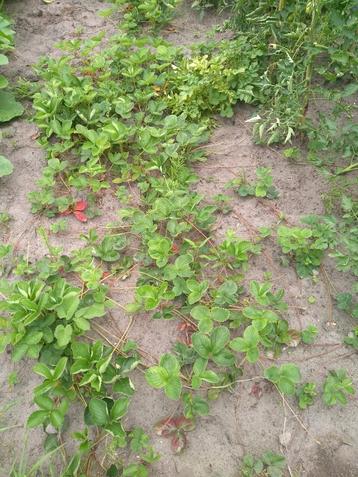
[173,254,193,277]
[160,353,180,375]
[0,91,24,122]
[213,280,238,305]
[0,155,13,177]
[211,326,230,354]
[0,54,9,66]
[190,305,212,333]
[211,307,230,322]
[190,305,209,322]
[193,357,207,376]
[192,332,211,359]
[264,364,301,395]
[212,348,235,367]
[201,370,220,384]
[110,398,129,421]
[147,236,172,268]
[301,325,318,344]
[183,392,209,418]
[54,324,72,348]
[77,303,106,319]
[165,375,182,400]
[55,292,80,319]
[190,306,229,332]
[230,326,260,363]
[88,398,109,426]
[186,279,208,304]
[34,395,53,411]
[53,357,68,380]
[145,366,168,388]
[123,464,148,477]
[73,315,90,331]
[0,74,9,89]
[27,410,48,428]
[106,421,126,438]
[33,362,52,379]
[44,434,59,452]
[323,369,355,406]
[50,409,64,429]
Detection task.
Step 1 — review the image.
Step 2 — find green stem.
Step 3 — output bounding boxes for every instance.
[278,0,286,11]
[335,163,358,176]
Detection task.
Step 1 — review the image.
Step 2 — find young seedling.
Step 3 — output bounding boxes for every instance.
[323,370,355,406]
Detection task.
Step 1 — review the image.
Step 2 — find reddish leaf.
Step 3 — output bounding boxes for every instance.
[171,431,186,454]
[177,322,195,332]
[155,417,177,437]
[171,243,180,254]
[178,322,195,346]
[249,382,263,400]
[173,416,195,432]
[74,200,87,211]
[74,210,88,223]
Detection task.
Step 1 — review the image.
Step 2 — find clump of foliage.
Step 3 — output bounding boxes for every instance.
[0,267,158,474]
[221,0,358,146]
[110,0,180,30]
[5,19,317,462]
[240,452,286,477]
[305,86,358,174]
[29,33,211,215]
[0,4,23,177]
[0,7,23,120]
[296,382,317,409]
[323,369,355,406]
[228,167,278,199]
[277,225,330,278]
[303,198,358,277]
[168,37,263,119]
[1,0,357,473]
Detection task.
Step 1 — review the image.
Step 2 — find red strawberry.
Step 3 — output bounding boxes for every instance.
[73,210,88,222]
[74,200,87,211]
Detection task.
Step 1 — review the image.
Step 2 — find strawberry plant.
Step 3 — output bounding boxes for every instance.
[296,382,317,410]
[190,304,230,333]
[336,289,358,318]
[111,0,180,31]
[264,364,301,395]
[277,225,329,278]
[217,231,260,270]
[228,168,279,200]
[323,369,355,406]
[155,415,195,454]
[0,9,23,124]
[230,326,260,363]
[345,327,358,350]
[0,7,23,178]
[145,353,182,400]
[301,325,318,345]
[240,452,286,477]
[192,326,234,366]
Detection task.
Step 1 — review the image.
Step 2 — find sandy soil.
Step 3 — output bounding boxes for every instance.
[0,1,357,476]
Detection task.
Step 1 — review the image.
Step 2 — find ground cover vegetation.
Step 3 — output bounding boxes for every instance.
[0,0,23,177]
[0,0,357,475]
